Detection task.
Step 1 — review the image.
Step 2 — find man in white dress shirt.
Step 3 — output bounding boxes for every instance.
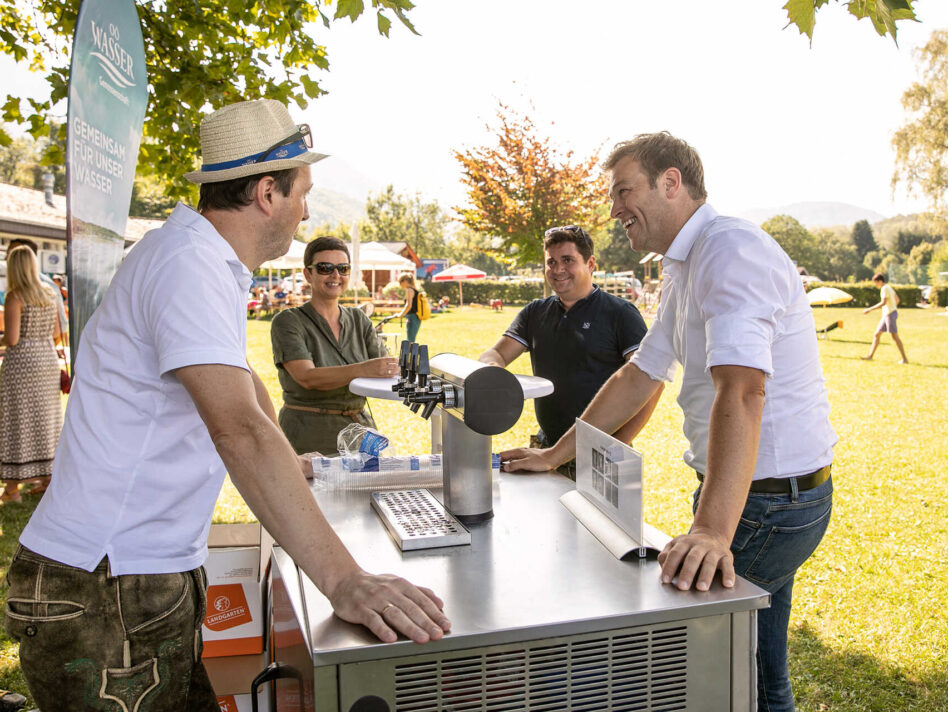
[502,132,836,712]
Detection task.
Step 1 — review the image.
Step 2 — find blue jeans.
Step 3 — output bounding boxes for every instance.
[693,475,833,712]
[405,313,421,342]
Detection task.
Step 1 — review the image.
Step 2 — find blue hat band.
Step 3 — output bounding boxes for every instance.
[200,138,309,173]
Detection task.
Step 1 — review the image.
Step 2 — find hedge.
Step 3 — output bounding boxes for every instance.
[420,280,544,305]
[809,281,921,308]
[929,285,948,308]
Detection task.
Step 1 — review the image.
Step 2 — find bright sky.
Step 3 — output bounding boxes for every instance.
[4,0,947,219]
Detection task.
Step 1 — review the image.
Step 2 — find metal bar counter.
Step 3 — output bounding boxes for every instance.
[270,471,770,711]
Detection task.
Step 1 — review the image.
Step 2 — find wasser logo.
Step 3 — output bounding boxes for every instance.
[89,21,136,100]
[204,584,252,631]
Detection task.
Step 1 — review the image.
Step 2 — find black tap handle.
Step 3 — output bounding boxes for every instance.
[408,343,420,382]
[393,341,411,392]
[416,345,429,389]
[410,402,423,413]
[421,399,439,419]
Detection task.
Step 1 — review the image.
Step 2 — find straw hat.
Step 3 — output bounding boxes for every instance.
[185,99,327,184]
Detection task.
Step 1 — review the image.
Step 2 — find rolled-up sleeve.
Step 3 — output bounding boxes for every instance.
[630,312,678,382]
[694,232,785,377]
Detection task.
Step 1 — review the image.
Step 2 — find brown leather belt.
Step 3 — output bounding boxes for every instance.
[283,404,364,417]
[697,464,831,494]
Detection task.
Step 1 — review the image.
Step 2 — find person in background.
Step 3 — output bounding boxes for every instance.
[479,225,661,479]
[5,99,449,711]
[271,236,399,455]
[504,132,835,712]
[861,273,908,364]
[273,284,288,309]
[258,285,272,318]
[0,246,62,502]
[397,271,422,342]
[5,239,68,338]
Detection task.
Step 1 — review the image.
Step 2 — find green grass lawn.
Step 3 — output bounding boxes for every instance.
[1,305,946,709]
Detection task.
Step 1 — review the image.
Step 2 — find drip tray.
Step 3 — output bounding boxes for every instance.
[371,489,472,551]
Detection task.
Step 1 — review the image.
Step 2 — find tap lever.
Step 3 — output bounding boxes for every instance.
[421,399,439,419]
[416,345,430,389]
[392,341,411,392]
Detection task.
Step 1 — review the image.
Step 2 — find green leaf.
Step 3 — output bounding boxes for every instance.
[377,11,392,36]
[784,0,817,40]
[334,0,365,22]
[1,95,21,122]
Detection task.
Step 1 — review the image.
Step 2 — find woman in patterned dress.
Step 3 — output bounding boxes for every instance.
[0,246,63,502]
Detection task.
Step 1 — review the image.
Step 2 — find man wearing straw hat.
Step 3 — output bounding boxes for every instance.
[6,99,449,711]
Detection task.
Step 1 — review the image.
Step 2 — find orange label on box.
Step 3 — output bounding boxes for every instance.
[217,696,237,712]
[205,583,252,631]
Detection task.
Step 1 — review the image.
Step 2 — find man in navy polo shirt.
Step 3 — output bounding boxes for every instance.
[479,226,662,477]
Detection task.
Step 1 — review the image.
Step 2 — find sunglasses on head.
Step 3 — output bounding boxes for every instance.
[545,225,592,242]
[309,262,351,276]
[255,124,313,165]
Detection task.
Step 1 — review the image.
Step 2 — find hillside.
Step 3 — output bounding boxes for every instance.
[738,201,886,229]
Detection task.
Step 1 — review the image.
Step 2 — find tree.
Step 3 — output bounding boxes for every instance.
[360,185,448,258]
[444,226,509,276]
[891,29,948,231]
[0,0,417,201]
[593,216,647,276]
[929,240,948,283]
[851,220,877,258]
[454,103,607,268]
[0,122,65,193]
[809,228,868,281]
[894,229,933,255]
[761,215,822,275]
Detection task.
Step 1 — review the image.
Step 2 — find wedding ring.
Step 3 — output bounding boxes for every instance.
[379,602,396,616]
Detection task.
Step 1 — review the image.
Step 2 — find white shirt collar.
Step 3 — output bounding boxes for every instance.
[167,203,252,288]
[663,203,718,265]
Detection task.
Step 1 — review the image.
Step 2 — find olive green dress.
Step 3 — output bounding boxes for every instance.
[271,303,380,455]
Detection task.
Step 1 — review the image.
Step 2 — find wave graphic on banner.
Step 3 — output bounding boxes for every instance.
[90,51,136,88]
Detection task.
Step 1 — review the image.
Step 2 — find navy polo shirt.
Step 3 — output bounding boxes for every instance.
[505,286,648,445]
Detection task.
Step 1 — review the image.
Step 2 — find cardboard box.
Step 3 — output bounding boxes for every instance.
[203,523,273,658]
[205,652,271,712]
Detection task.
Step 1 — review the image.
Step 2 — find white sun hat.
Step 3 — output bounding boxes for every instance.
[185,98,327,184]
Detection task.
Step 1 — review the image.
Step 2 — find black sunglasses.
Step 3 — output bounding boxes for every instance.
[309,262,351,276]
[255,124,313,164]
[544,225,592,242]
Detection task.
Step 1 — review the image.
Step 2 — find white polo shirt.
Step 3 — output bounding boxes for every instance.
[631,204,836,479]
[21,204,253,574]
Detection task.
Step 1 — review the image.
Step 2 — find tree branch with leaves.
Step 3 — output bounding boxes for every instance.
[0,0,417,201]
[891,28,948,233]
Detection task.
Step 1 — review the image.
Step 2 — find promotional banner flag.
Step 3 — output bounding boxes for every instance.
[66,0,147,362]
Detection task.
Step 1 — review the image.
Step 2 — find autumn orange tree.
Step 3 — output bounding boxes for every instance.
[453,103,608,267]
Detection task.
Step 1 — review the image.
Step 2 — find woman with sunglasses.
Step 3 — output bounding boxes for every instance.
[270,236,399,455]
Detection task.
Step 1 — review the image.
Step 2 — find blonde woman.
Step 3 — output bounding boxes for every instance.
[0,246,62,502]
[397,271,421,342]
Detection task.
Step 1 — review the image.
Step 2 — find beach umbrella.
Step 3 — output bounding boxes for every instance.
[432,263,486,307]
[807,286,854,306]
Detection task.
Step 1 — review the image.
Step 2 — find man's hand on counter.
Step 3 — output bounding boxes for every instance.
[328,570,451,644]
[498,447,556,473]
[657,526,736,592]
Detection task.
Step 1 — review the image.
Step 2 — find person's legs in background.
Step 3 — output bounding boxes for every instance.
[405,313,421,342]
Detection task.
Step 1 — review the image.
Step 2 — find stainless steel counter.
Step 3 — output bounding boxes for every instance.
[269,471,769,711]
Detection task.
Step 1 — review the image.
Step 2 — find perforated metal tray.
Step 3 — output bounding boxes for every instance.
[370,489,472,551]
